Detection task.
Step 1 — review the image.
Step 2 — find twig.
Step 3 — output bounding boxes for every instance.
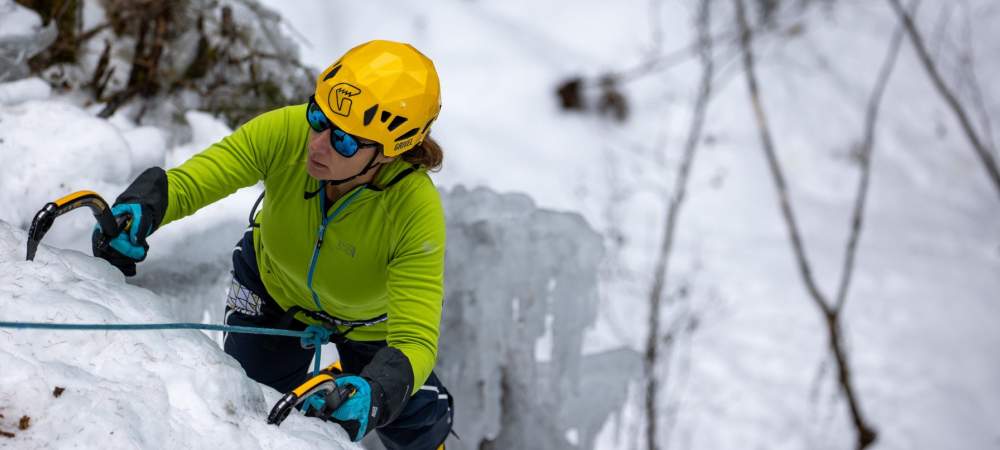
[886,0,1000,201]
[89,39,113,99]
[833,5,908,313]
[97,86,139,118]
[734,0,826,310]
[644,1,714,448]
[77,22,112,43]
[141,6,169,98]
[956,4,997,154]
[613,11,804,85]
[732,0,877,448]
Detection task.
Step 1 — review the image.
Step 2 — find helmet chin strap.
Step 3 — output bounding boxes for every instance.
[304,151,382,199]
[326,150,381,185]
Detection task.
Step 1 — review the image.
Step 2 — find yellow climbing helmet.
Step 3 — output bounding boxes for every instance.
[314,40,441,157]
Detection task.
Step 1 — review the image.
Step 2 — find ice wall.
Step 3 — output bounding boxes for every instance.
[438,186,641,449]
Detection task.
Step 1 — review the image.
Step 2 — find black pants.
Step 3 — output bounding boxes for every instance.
[223,228,453,449]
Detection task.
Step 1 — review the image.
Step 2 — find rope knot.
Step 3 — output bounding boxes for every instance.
[300,325,332,350]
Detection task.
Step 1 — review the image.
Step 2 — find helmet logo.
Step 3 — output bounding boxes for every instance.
[394,139,414,151]
[328,83,362,117]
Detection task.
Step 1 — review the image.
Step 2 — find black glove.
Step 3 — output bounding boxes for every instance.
[303,374,385,442]
[92,167,168,276]
[304,347,414,441]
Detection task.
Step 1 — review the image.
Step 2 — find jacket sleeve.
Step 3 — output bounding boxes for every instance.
[380,182,446,395]
[159,107,290,227]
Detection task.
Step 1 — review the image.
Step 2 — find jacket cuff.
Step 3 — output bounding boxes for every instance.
[116,167,169,234]
[360,346,414,428]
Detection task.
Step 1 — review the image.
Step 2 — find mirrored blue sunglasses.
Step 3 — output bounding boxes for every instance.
[306,96,380,157]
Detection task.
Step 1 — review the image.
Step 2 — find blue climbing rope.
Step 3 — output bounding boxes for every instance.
[0,320,333,375]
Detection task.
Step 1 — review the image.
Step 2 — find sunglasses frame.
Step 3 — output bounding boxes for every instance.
[306,96,381,158]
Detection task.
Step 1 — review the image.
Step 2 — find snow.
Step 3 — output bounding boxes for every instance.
[0,221,359,449]
[0,0,40,39]
[0,100,132,233]
[0,0,999,449]
[0,77,50,105]
[166,111,233,169]
[121,126,168,174]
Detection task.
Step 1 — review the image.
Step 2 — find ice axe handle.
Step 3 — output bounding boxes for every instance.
[97,207,131,239]
[322,384,353,413]
[91,211,131,257]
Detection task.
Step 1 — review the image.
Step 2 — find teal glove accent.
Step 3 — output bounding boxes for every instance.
[110,203,147,260]
[94,203,147,261]
[331,375,373,442]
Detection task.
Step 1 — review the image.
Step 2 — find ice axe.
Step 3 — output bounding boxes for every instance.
[267,361,353,426]
[26,190,130,261]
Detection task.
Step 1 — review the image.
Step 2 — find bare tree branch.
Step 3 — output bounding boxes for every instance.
[886,0,1000,201]
[645,1,714,449]
[614,10,804,85]
[732,0,877,448]
[833,7,907,313]
[956,3,997,154]
[734,1,826,310]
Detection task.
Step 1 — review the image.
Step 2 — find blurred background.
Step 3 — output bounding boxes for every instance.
[1,0,998,449]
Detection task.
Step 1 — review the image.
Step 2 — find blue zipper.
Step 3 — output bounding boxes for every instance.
[306,184,366,312]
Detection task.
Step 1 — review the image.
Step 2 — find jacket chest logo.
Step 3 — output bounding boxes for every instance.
[336,240,356,258]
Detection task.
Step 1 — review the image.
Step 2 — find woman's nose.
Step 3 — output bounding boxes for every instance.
[309,130,329,153]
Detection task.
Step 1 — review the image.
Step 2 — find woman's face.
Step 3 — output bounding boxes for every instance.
[306,129,390,180]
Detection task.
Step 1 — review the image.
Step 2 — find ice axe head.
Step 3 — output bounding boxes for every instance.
[26,191,124,261]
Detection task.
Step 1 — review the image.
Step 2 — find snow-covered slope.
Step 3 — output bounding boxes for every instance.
[0,221,358,449]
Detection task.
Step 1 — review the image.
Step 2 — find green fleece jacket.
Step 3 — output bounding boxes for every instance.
[160,104,445,391]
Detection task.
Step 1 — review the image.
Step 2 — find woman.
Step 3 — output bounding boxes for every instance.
[93,40,453,449]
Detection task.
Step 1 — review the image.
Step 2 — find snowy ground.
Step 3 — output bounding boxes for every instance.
[2,0,1000,449]
[0,222,358,449]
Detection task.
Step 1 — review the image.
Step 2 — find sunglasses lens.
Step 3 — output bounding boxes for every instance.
[308,97,377,158]
[331,129,359,157]
[306,101,329,132]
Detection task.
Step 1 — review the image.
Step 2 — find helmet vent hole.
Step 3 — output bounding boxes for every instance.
[380,111,392,123]
[363,105,379,126]
[420,116,437,135]
[387,116,408,132]
[395,127,420,142]
[323,65,342,81]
